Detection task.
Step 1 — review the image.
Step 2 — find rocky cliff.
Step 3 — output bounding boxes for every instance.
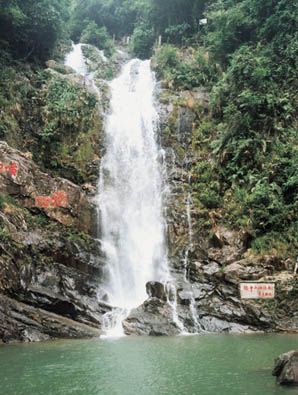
[0,47,297,343]
[155,81,297,333]
[0,139,114,342]
[0,53,114,342]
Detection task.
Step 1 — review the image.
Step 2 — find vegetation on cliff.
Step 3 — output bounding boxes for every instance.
[152,0,297,257]
[1,0,297,257]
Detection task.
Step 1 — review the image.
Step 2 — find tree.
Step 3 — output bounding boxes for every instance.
[0,0,70,61]
[131,23,155,59]
[81,21,114,55]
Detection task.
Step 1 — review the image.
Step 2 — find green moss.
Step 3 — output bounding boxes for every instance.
[0,193,17,209]
[0,228,10,242]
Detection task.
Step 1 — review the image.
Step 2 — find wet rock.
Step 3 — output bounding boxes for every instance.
[177,290,193,306]
[0,142,109,342]
[272,350,298,385]
[202,262,220,276]
[176,107,195,144]
[199,316,257,334]
[123,298,180,336]
[146,281,167,301]
[0,294,101,343]
[223,263,245,284]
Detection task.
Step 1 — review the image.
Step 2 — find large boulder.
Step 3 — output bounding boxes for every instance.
[123,281,181,336]
[123,297,181,336]
[272,350,298,385]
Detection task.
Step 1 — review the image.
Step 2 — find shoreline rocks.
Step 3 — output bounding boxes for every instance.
[273,350,298,385]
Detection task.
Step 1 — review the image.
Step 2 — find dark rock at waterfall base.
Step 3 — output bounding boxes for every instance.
[0,294,101,343]
[146,281,167,301]
[272,350,298,385]
[123,298,180,336]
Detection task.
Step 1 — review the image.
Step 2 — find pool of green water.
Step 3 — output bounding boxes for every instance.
[0,334,297,395]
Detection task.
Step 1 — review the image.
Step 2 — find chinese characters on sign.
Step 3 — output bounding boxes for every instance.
[35,191,69,209]
[240,282,275,299]
[0,161,18,176]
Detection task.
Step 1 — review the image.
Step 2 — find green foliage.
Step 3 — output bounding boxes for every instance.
[154,46,220,89]
[70,0,149,40]
[0,0,70,61]
[40,76,97,141]
[0,194,5,210]
[70,0,208,47]
[36,73,99,180]
[194,161,222,209]
[154,45,179,70]
[164,23,192,45]
[81,22,115,56]
[0,228,10,242]
[194,0,298,256]
[0,193,17,210]
[131,23,155,59]
[149,0,208,38]
[205,1,256,65]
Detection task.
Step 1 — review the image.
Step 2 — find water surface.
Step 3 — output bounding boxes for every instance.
[1,334,297,395]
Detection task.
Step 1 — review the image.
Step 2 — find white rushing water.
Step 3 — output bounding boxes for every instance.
[182,176,203,333]
[64,44,184,337]
[99,59,171,336]
[64,43,88,76]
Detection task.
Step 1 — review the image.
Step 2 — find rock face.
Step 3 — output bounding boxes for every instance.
[0,141,110,342]
[0,294,101,343]
[0,141,94,234]
[272,350,298,385]
[157,84,298,334]
[1,46,297,342]
[124,281,259,336]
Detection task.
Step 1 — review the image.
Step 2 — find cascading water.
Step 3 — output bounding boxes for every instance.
[182,174,203,333]
[99,59,174,336]
[64,44,186,337]
[183,177,193,282]
[64,43,88,76]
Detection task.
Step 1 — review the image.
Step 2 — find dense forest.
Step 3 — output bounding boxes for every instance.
[1,0,297,257]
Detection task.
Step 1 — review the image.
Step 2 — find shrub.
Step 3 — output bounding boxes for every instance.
[155,45,178,70]
[164,23,191,45]
[131,23,155,59]
[154,45,220,89]
[81,22,114,56]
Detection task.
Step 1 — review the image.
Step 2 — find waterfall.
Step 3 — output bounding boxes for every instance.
[183,175,202,333]
[183,179,193,282]
[99,59,172,336]
[64,44,184,337]
[64,43,88,76]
